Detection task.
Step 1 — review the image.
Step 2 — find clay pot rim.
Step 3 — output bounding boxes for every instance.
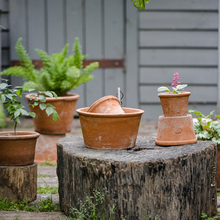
[158,91,191,98]
[0,131,40,140]
[87,95,120,113]
[25,93,80,102]
[77,107,144,117]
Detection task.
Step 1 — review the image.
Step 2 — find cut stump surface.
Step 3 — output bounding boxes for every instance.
[57,136,217,220]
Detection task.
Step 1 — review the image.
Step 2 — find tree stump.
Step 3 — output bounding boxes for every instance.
[57,137,217,220]
[0,163,37,202]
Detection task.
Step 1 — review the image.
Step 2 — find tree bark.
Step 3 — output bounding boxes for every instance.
[0,163,37,202]
[57,137,217,220]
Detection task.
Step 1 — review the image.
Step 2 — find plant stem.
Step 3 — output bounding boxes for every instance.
[14,120,17,135]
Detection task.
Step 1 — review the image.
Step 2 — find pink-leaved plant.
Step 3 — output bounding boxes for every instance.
[157,72,187,94]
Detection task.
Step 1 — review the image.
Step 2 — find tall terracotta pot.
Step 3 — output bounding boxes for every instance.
[76,107,144,150]
[0,131,40,166]
[156,91,197,146]
[158,92,191,117]
[26,93,79,134]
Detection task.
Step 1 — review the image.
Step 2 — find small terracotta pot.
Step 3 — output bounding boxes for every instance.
[26,93,79,134]
[76,107,144,150]
[158,92,191,117]
[0,131,40,166]
[155,114,197,146]
[88,96,124,114]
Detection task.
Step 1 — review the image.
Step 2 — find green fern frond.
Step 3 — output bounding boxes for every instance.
[82,62,99,75]
[73,37,83,69]
[1,66,27,78]
[35,49,52,70]
[15,38,36,81]
[23,81,43,91]
[39,70,55,91]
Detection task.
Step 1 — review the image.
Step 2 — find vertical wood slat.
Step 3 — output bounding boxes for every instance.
[27,0,46,59]
[9,0,27,88]
[66,0,85,109]
[104,0,124,99]
[47,0,65,54]
[126,2,138,108]
[85,0,103,106]
[217,0,220,114]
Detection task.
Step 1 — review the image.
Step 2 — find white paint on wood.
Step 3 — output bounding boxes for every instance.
[140,11,218,29]
[140,68,218,84]
[47,0,65,54]
[104,1,124,98]
[140,49,218,66]
[126,2,139,108]
[27,0,46,58]
[85,0,103,106]
[140,31,218,47]
[145,0,218,10]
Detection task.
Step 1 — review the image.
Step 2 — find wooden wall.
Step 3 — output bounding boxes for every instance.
[7,0,138,110]
[139,0,219,119]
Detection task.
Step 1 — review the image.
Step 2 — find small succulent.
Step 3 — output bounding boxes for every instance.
[157,72,187,94]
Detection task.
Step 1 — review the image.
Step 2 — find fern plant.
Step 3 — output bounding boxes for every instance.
[1,38,99,96]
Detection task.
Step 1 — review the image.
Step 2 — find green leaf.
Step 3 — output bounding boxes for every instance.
[14,109,21,118]
[20,109,29,116]
[39,95,46,102]
[176,84,187,90]
[157,86,170,93]
[33,102,39,106]
[29,112,36,118]
[15,89,22,97]
[5,94,14,100]
[0,94,6,103]
[44,91,53,98]
[52,111,59,122]
[46,107,54,116]
[0,83,8,90]
[39,103,47,110]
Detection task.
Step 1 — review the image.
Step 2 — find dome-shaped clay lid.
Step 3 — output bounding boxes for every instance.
[87,95,124,114]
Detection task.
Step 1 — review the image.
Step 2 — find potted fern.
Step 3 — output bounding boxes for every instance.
[0,79,58,166]
[1,37,99,134]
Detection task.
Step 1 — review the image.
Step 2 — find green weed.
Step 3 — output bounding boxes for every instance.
[0,196,59,212]
[38,173,47,178]
[37,159,57,166]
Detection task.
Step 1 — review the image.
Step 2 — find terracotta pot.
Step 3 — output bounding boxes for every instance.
[26,93,79,134]
[155,114,197,146]
[76,107,144,150]
[88,95,124,114]
[158,92,191,117]
[0,131,40,166]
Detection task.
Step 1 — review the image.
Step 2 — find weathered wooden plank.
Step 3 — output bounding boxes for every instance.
[0,0,8,11]
[2,50,9,67]
[27,0,46,58]
[104,0,124,97]
[140,67,218,84]
[85,0,103,106]
[144,0,218,10]
[47,0,64,54]
[1,32,9,47]
[140,85,217,103]
[126,1,139,108]
[1,14,9,29]
[9,0,27,59]
[140,104,217,120]
[140,49,218,66]
[140,11,218,29]
[66,0,85,109]
[9,0,27,88]
[140,31,218,47]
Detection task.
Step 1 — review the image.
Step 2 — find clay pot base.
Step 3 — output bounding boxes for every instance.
[155,114,197,146]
